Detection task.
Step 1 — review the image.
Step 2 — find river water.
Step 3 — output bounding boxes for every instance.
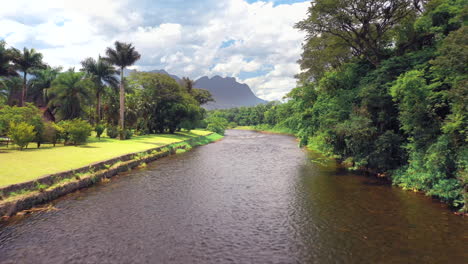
[0,130,466,263]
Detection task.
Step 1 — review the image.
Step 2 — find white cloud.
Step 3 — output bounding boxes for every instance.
[0,0,309,100]
[211,55,261,76]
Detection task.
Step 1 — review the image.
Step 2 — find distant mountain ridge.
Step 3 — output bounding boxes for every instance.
[124,69,267,109]
[194,75,267,109]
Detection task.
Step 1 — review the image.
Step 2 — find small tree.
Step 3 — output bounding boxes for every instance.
[95,124,105,139]
[8,122,36,150]
[206,116,228,135]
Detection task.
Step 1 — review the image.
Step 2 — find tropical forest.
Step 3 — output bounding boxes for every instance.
[0,0,466,263]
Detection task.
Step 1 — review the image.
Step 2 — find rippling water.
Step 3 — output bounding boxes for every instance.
[0,130,467,263]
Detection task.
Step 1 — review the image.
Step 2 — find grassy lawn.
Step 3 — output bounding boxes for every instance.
[0,130,211,187]
[233,126,255,130]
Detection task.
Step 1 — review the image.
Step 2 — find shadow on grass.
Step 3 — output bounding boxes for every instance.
[77,145,99,149]
[138,142,166,146]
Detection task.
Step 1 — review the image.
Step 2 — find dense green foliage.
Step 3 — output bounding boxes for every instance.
[0,104,44,146]
[126,72,207,134]
[49,70,93,120]
[205,116,229,136]
[8,122,36,150]
[95,124,105,139]
[58,119,93,145]
[212,0,467,211]
[1,39,213,149]
[106,126,119,139]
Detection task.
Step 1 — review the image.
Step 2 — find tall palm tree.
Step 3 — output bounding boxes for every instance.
[11,47,44,106]
[48,70,92,120]
[105,41,141,139]
[81,56,118,123]
[28,66,62,106]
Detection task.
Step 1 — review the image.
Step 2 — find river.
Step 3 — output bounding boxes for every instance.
[0,130,466,263]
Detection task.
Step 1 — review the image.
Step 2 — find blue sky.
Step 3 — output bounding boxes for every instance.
[0,0,310,100]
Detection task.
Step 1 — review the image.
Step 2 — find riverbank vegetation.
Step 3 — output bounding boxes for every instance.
[208,0,467,212]
[0,41,215,150]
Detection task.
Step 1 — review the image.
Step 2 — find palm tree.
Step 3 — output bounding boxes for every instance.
[1,77,23,106]
[105,41,141,139]
[48,70,92,120]
[81,56,118,123]
[11,47,44,106]
[28,66,62,106]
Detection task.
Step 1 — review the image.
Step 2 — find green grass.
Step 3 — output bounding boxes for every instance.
[0,130,212,187]
[233,125,295,135]
[233,126,255,130]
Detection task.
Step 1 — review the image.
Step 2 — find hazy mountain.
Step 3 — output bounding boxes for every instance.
[148,69,182,83]
[194,76,267,109]
[125,69,267,109]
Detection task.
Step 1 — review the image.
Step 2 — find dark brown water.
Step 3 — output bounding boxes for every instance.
[0,130,467,263]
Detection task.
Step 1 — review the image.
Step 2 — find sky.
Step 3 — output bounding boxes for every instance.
[0,0,310,101]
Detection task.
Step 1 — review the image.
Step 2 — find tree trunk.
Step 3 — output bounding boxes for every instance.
[96,91,101,124]
[119,67,125,140]
[21,72,27,106]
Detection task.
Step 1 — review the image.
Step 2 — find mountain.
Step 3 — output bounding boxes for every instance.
[148,69,182,83]
[193,76,267,109]
[125,69,267,109]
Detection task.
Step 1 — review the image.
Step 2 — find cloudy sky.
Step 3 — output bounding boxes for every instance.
[0,0,310,100]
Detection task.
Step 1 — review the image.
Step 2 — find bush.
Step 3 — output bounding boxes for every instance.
[95,124,105,139]
[8,122,36,150]
[41,122,61,146]
[205,116,228,135]
[0,104,44,145]
[59,119,93,145]
[124,129,133,140]
[228,122,237,129]
[106,126,118,138]
[207,123,225,135]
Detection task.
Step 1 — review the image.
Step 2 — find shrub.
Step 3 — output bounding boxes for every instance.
[228,122,237,129]
[95,124,105,139]
[106,126,118,138]
[124,129,133,140]
[207,123,225,135]
[8,122,36,150]
[0,104,44,145]
[42,122,61,146]
[59,119,92,145]
[205,116,228,135]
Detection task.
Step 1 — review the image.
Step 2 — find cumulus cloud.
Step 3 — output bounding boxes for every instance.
[0,0,309,100]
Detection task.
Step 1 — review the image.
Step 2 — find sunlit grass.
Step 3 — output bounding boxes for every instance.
[232,126,255,130]
[0,130,211,187]
[233,125,294,135]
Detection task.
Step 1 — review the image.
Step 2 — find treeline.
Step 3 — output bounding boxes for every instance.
[0,41,214,147]
[212,0,467,211]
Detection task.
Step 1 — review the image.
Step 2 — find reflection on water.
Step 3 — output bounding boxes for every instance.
[0,130,466,263]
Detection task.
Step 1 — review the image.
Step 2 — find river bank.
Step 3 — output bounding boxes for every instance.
[234,126,466,215]
[0,133,222,218]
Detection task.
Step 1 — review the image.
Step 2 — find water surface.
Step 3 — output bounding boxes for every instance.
[0,130,466,263]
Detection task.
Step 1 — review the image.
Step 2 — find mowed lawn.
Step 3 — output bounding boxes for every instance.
[0,130,211,187]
